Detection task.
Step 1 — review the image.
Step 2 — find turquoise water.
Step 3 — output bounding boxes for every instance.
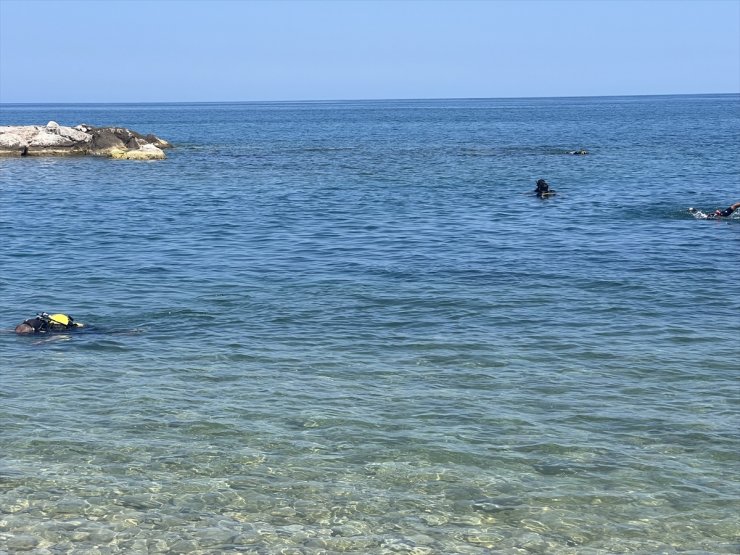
[1,96,739,554]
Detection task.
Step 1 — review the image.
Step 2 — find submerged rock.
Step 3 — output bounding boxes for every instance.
[0,122,171,159]
[111,143,166,160]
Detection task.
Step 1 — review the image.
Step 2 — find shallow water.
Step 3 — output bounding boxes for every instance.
[1,96,739,553]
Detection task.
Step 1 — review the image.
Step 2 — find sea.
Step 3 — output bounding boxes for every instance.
[0,95,738,554]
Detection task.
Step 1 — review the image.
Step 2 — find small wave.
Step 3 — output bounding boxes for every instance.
[299,146,356,153]
[458,147,592,160]
[688,208,710,219]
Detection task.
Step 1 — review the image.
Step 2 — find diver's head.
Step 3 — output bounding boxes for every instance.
[15,323,35,334]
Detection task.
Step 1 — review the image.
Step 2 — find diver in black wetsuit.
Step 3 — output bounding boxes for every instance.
[15,313,83,334]
[689,202,740,219]
[535,179,555,198]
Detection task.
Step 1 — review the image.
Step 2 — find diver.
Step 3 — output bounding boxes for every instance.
[688,202,740,219]
[535,179,556,198]
[15,312,84,334]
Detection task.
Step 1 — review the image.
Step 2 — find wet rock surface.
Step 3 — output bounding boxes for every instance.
[0,121,171,159]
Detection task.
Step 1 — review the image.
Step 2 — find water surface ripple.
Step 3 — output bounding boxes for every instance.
[1,96,739,553]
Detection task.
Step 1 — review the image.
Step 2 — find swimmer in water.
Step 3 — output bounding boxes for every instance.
[15,312,84,334]
[688,202,740,219]
[535,179,556,198]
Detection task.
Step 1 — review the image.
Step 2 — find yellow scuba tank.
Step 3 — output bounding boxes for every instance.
[47,313,83,328]
[48,313,70,326]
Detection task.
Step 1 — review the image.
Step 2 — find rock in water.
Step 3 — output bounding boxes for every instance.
[0,122,171,159]
[111,143,167,160]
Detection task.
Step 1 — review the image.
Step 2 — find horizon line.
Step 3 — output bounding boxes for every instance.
[1,92,738,106]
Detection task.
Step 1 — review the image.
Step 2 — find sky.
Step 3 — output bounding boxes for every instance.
[0,0,738,103]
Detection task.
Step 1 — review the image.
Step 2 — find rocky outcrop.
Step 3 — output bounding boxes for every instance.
[0,122,171,159]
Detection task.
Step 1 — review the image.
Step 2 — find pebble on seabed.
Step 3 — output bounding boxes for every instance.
[5,533,40,550]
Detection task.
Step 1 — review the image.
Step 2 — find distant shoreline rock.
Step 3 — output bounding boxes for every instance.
[0,122,172,159]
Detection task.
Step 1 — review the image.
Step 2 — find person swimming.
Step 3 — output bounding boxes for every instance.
[15,312,84,334]
[535,179,556,198]
[688,202,740,219]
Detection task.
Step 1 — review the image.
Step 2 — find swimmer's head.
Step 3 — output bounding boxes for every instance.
[15,323,35,334]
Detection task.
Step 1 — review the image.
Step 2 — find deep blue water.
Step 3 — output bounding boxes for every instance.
[1,95,739,553]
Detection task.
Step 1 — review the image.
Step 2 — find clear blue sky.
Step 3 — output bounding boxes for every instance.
[1,0,738,103]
